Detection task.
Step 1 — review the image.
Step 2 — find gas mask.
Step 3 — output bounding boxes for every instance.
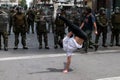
[16,7,22,14]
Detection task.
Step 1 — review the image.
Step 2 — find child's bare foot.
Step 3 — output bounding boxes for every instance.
[63,69,68,73]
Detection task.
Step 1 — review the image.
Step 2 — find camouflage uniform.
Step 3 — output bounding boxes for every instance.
[73,10,81,27]
[13,7,28,49]
[46,10,54,33]
[110,7,120,46]
[0,10,8,51]
[54,10,66,49]
[8,7,16,35]
[26,8,35,34]
[95,8,108,47]
[35,9,49,49]
[67,13,74,32]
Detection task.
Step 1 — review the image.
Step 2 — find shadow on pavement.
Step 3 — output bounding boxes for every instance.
[28,62,73,74]
[28,68,73,74]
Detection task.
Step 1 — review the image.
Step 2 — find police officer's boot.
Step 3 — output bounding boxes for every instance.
[116,38,120,46]
[23,46,28,49]
[110,43,113,47]
[84,40,89,53]
[0,38,2,50]
[102,39,107,47]
[4,39,8,51]
[8,31,11,35]
[54,44,58,49]
[89,41,94,49]
[14,45,18,50]
[58,40,63,48]
[4,47,8,51]
[89,45,94,49]
[45,41,50,49]
[84,48,88,53]
[39,45,42,49]
[102,44,107,47]
[0,45,1,50]
[45,46,50,49]
[116,44,120,46]
[93,44,98,51]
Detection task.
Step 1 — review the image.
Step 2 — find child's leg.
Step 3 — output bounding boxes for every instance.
[66,56,71,70]
[63,55,71,73]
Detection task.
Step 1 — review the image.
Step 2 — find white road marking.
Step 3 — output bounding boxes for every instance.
[96,50,120,53]
[88,50,120,54]
[96,77,120,80]
[0,54,69,62]
[0,50,119,62]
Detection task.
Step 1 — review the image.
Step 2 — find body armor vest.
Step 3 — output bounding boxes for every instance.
[14,13,25,26]
[112,13,120,23]
[99,15,107,25]
[0,12,8,32]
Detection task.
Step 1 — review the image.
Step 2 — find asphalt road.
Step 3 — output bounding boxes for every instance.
[0,28,120,80]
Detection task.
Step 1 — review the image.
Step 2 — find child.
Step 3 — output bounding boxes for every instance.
[58,16,86,73]
[63,31,84,73]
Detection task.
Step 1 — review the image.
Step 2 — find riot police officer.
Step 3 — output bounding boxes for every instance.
[35,9,50,49]
[95,8,108,48]
[26,7,35,34]
[46,9,53,33]
[54,9,66,49]
[67,9,74,32]
[13,6,28,49]
[8,7,16,35]
[110,7,120,46]
[73,10,81,27]
[0,8,8,51]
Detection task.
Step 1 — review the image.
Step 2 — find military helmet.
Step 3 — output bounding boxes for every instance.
[15,6,23,13]
[57,8,61,14]
[115,7,119,10]
[100,7,105,10]
[39,8,43,12]
[16,6,22,11]
[99,7,106,14]
[99,7,105,12]
[39,8,46,15]
[114,7,120,13]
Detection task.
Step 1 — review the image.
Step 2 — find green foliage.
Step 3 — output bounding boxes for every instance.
[20,0,27,7]
[19,0,28,10]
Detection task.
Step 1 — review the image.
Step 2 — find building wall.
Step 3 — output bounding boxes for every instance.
[115,0,120,7]
[87,0,92,8]
[0,0,18,6]
[97,0,106,10]
[96,0,120,10]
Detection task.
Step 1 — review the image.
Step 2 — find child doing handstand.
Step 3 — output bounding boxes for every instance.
[63,31,84,73]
